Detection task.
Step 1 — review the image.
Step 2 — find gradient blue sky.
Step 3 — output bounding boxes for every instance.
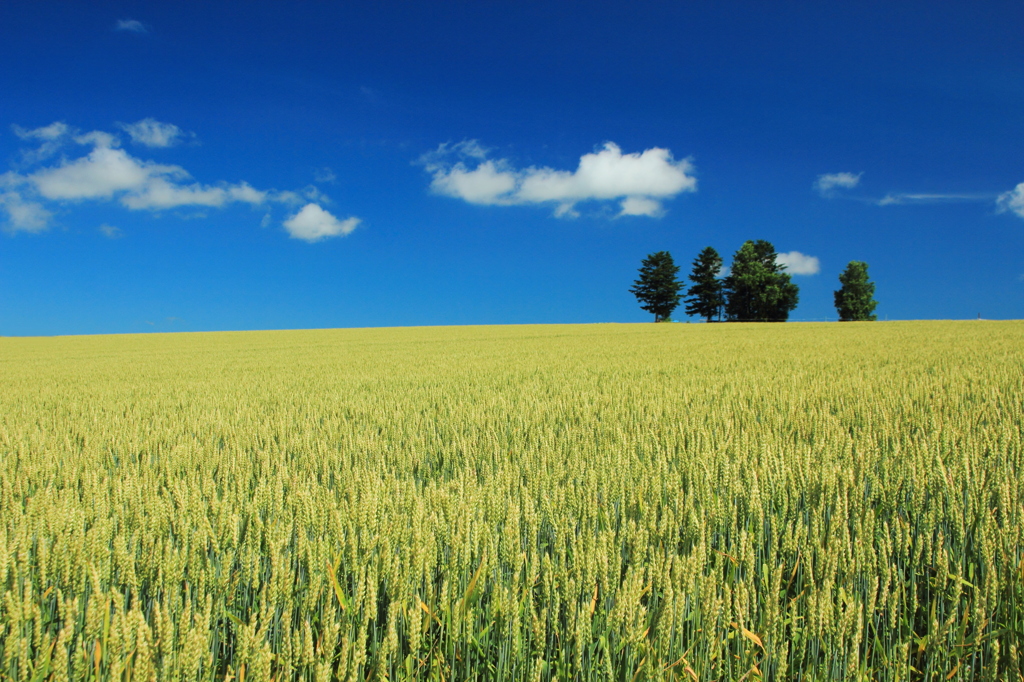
[2,1,1022,335]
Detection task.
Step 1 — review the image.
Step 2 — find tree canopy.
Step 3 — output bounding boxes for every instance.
[834,261,878,321]
[723,240,799,321]
[630,251,683,322]
[684,246,724,322]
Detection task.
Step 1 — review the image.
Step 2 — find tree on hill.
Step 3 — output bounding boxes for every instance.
[834,261,878,321]
[630,251,683,322]
[684,246,724,322]
[723,240,799,321]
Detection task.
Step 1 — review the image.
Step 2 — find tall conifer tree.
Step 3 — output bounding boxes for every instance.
[630,251,683,322]
[684,246,724,322]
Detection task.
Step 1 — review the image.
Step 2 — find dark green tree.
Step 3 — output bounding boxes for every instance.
[834,261,878,321]
[684,246,724,322]
[630,251,683,322]
[723,240,799,321]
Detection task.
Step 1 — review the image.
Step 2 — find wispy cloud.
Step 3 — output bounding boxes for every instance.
[11,122,70,164]
[13,122,68,142]
[99,224,123,238]
[1,121,361,241]
[814,172,861,197]
[118,119,188,148]
[421,140,696,218]
[996,183,1024,218]
[776,251,820,275]
[314,167,336,183]
[877,192,995,206]
[283,203,360,242]
[815,170,1009,214]
[115,19,148,33]
[0,187,52,235]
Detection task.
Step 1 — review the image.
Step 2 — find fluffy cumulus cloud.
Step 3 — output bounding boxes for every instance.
[1,120,359,241]
[776,251,820,275]
[997,183,1024,219]
[283,203,360,242]
[28,144,266,210]
[431,160,518,206]
[422,140,696,218]
[118,118,185,147]
[814,172,861,197]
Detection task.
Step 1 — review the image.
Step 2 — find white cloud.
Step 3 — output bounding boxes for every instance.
[74,130,119,149]
[12,122,71,164]
[430,160,518,205]
[283,203,360,242]
[0,190,51,234]
[618,196,663,217]
[423,140,696,217]
[776,251,820,275]
[99,224,122,238]
[121,178,266,210]
[30,146,180,201]
[3,121,349,238]
[115,19,147,33]
[996,183,1024,218]
[26,138,266,210]
[13,122,69,141]
[815,172,861,197]
[118,119,184,148]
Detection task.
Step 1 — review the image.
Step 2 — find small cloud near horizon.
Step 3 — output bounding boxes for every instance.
[776,251,820,275]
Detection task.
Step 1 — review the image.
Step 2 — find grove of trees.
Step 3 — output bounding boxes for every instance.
[631,242,878,322]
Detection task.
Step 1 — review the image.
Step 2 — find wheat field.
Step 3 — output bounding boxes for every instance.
[0,321,1021,681]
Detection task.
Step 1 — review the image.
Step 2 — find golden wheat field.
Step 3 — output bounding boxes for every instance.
[0,321,1022,681]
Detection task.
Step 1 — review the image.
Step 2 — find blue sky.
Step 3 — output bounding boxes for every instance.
[1,2,1022,335]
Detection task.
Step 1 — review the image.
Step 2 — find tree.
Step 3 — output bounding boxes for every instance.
[630,251,683,322]
[684,246,724,322]
[723,240,799,321]
[834,261,878,321]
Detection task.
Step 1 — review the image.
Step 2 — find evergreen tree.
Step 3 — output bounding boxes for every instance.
[834,261,878,321]
[630,251,683,322]
[723,240,799,321]
[684,246,724,322]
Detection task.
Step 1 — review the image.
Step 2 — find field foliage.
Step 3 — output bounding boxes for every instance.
[1,322,1022,681]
